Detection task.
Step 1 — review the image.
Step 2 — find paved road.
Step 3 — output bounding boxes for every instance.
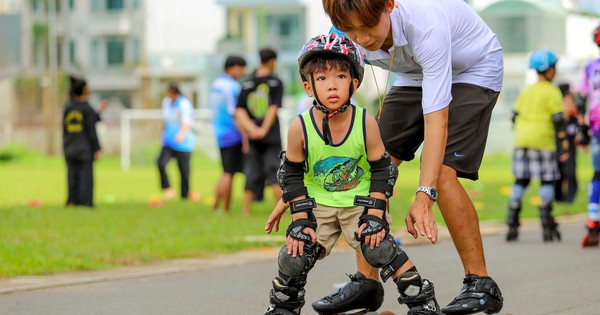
[0,217,598,315]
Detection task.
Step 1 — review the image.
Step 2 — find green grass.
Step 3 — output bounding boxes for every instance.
[0,145,592,277]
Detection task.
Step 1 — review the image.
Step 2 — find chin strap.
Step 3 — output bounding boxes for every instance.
[309,73,352,145]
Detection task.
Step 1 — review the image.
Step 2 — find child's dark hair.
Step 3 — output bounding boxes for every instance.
[300,54,353,82]
[259,48,277,64]
[69,75,87,98]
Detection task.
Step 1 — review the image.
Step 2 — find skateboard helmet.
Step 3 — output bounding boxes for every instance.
[529,49,558,72]
[298,33,365,87]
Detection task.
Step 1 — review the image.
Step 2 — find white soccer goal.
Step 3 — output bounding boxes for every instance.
[119,108,293,170]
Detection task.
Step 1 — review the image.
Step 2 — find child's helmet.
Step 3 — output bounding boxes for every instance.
[529,49,558,72]
[593,25,600,47]
[298,33,365,87]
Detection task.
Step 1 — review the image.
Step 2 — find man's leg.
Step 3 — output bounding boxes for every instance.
[437,165,486,275]
[438,165,503,314]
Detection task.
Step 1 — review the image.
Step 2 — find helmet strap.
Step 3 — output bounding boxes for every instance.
[309,73,352,146]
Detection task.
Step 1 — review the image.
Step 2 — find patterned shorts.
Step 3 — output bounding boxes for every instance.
[512,148,560,181]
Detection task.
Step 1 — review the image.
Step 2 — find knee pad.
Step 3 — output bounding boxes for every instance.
[277,244,319,285]
[361,234,408,282]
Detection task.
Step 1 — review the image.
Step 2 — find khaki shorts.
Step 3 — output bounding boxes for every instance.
[314,204,393,258]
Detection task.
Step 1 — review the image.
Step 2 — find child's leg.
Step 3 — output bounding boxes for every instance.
[539,181,561,242]
[265,244,320,315]
[506,178,529,241]
[312,252,384,314]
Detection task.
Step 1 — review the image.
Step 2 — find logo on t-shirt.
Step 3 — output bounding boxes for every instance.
[313,156,364,192]
[64,110,83,133]
[247,83,270,119]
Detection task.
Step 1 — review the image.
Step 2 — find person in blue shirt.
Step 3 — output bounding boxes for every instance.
[157,82,195,200]
[211,56,247,213]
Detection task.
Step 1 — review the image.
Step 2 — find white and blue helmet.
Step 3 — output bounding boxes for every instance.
[529,50,558,72]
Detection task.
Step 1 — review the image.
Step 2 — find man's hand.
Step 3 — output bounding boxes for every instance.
[405,193,438,244]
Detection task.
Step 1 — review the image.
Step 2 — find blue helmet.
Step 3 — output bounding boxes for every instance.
[529,50,558,72]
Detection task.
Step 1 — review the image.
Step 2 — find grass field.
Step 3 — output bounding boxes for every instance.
[0,144,592,277]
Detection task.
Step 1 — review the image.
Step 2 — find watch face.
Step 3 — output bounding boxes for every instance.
[429,188,438,199]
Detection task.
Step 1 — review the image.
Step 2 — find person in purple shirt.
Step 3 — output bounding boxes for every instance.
[577,25,600,247]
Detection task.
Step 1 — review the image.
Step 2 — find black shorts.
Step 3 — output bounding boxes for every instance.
[378,83,499,180]
[243,140,281,190]
[220,144,244,174]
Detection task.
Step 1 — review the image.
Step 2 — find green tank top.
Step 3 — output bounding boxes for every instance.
[300,105,371,208]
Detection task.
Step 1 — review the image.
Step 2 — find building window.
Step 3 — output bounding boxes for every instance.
[91,39,99,67]
[107,38,125,65]
[260,12,304,51]
[69,41,76,64]
[107,0,124,10]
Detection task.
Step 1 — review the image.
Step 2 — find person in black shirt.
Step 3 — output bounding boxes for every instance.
[62,76,103,207]
[235,48,283,215]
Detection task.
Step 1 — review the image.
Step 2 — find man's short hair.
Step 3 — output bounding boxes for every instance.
[224,55,247,70]
[259,48,277,65]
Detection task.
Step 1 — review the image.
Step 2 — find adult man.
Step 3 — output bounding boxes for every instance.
[319,1,504,314]
[235,48,283,215]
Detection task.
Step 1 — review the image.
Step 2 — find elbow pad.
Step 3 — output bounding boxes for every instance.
[552,112,566,134]
[277,151,308,202]
[369,152,398,198]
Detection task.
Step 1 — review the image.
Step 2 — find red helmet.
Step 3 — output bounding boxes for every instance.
[298,33,365,87]
[594,25,600,47]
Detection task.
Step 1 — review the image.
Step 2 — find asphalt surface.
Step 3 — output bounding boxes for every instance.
[0,214,598,315]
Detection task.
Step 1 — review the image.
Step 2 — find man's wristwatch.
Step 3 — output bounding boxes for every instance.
[416,186,438,202]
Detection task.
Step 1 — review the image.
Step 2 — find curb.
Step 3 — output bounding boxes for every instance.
[0,213,587,295]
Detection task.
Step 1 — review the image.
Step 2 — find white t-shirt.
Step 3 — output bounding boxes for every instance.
[362,0,504,114]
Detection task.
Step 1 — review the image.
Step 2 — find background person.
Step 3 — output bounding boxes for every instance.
[210,55,247,213]
[235,48,283,216]
[322,0,504,314]
[505,50,565,243]
[62,76,103,207]
[576,25,600,247]
[156,82,195,201]
[554,83,580,204]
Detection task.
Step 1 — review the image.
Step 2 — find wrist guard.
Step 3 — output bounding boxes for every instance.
[354,195,387,211]
[354,207,389,242]
[290,198,317,214]
[286,213,317,243]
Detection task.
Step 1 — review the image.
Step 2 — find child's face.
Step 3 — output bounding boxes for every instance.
[343,1,394,51]
[303,65,358,111]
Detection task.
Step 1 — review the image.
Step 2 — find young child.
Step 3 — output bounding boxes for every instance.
[263,33,441,315]
[506,49,566,242]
